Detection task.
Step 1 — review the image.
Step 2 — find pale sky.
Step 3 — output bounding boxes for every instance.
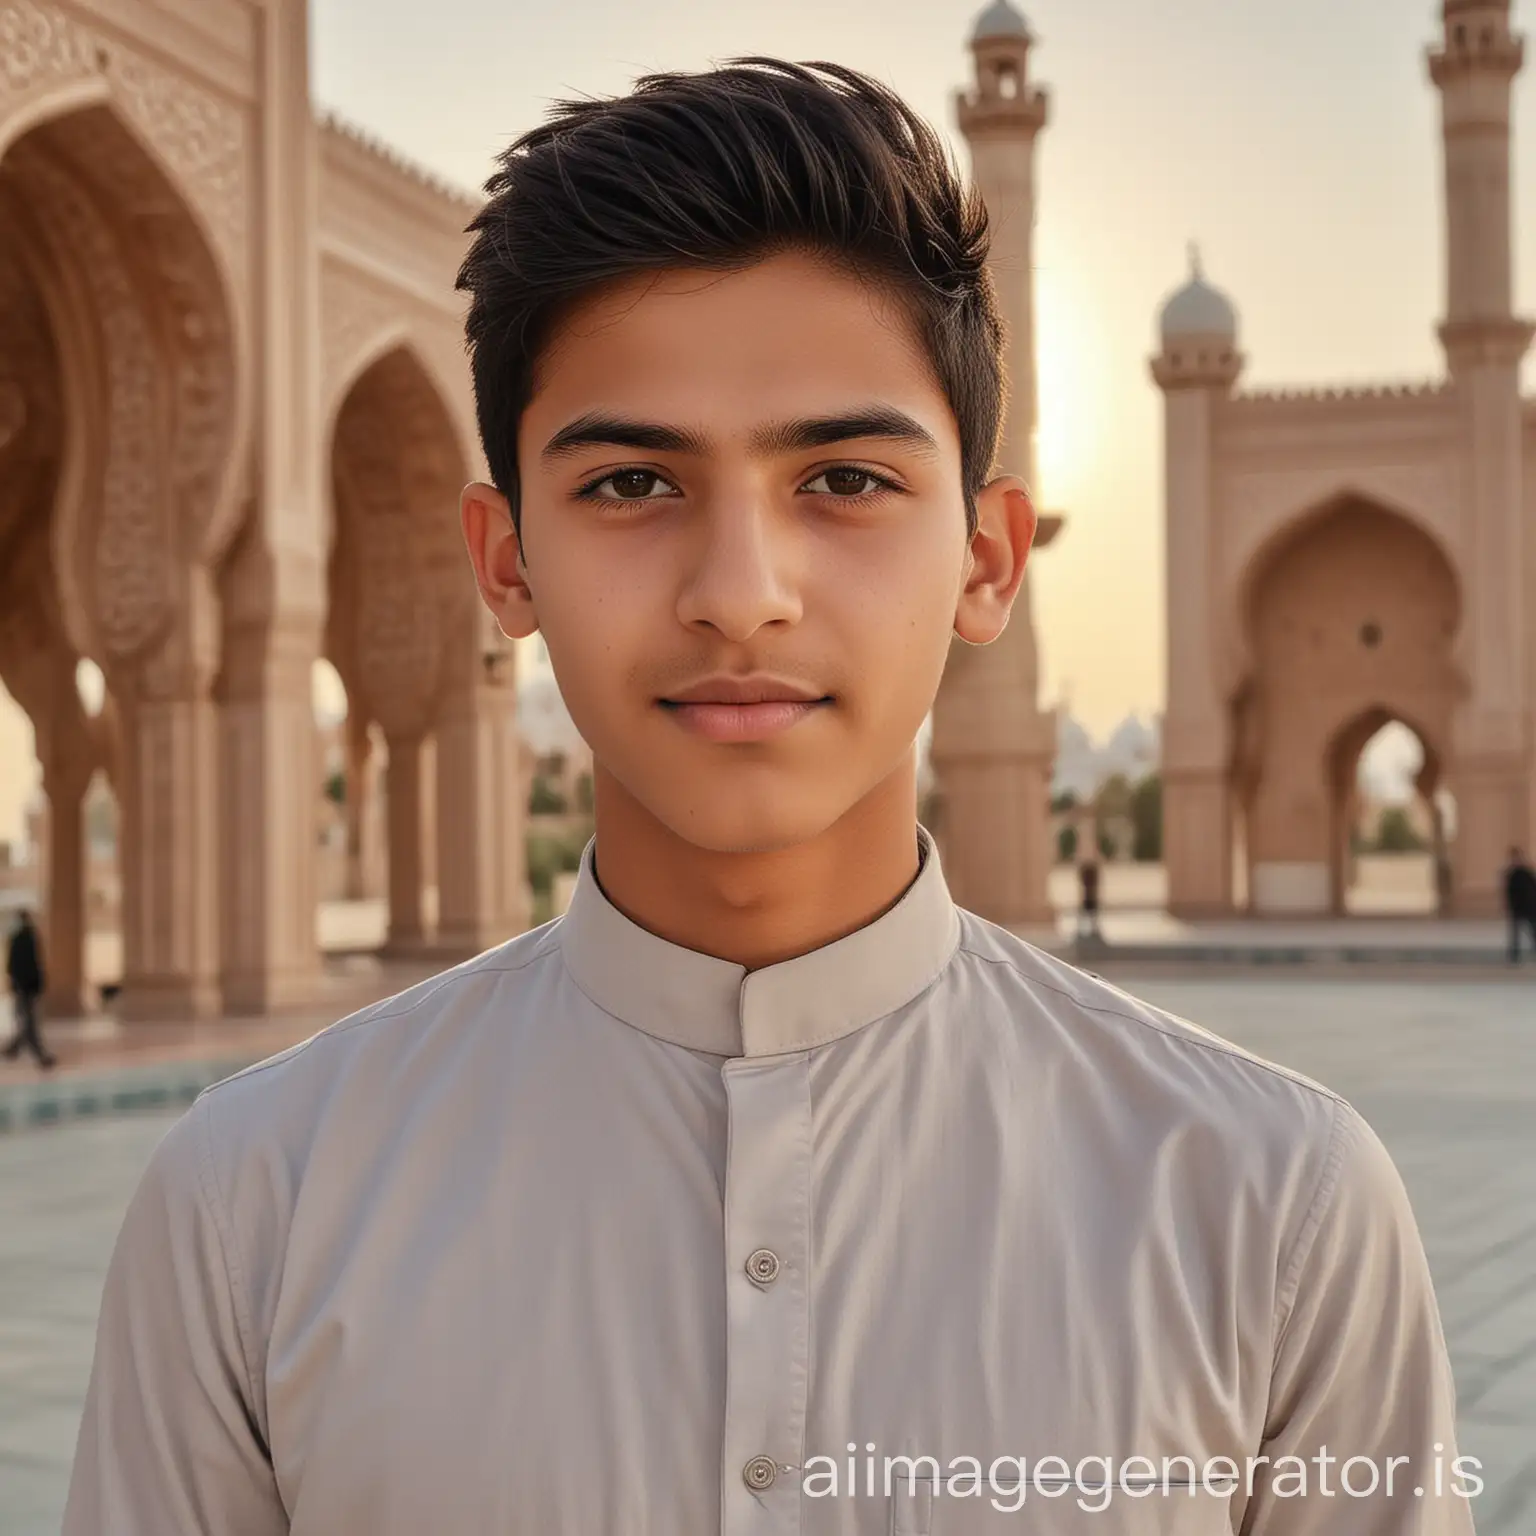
[1,0,1533,841]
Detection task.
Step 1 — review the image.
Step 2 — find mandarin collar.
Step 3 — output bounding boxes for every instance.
[557,824,961,1058]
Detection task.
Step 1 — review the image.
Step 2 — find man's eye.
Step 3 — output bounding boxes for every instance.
[590,470,674,500]
[804,468,886,497]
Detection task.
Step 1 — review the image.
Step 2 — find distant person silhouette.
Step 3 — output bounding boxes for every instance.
[3,909,55,1069]
[1505,847,1536,964]
[1077,857,1102,941]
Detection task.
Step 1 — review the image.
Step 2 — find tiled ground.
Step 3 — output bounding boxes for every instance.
[0,974,1530,1532]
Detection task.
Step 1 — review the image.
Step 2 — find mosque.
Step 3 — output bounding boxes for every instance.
[1151,0,1535,919]
[6,0,1518,1026]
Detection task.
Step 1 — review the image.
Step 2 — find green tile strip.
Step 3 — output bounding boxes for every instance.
[0,1055,261,1135]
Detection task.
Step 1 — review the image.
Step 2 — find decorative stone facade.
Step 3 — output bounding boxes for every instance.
[1152,0,1535,918]
[0,0,527,1018]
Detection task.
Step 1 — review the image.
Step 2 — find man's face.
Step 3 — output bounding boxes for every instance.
[468,251,1028,855]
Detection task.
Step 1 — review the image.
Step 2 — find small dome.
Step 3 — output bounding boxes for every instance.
[972,0,1030,42]
[1159,244,1238,343]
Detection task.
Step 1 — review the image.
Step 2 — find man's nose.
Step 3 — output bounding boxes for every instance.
[673,495,804,642]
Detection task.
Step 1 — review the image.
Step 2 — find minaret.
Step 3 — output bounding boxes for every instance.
[1428,0,1534,910]
[1149,248,1244,915]
[928,0,1058,929]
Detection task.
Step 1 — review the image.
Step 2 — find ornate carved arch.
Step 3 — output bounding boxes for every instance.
[0,101,240,676]
[326,342,474,741]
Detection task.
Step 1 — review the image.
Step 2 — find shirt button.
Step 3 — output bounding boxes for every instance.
[745,1247,781,1287]
[743,1455,778,1492]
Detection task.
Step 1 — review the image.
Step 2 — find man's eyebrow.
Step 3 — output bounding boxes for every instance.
[539,406,940,463]
[541,413,707,461]
[749,407,940,460]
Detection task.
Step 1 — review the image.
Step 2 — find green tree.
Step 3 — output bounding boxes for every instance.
[1372,805,1425,853]
[1057,823,1078,863]
[1129,773,1162,862]
[1093,773,1132,821]
[324,768,346,806]
[529,775,568,816]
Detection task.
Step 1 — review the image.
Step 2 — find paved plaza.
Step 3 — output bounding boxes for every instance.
[0,973,1531,1533]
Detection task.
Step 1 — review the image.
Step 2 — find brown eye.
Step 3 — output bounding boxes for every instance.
[603,470,665,499]
[806,468,882,497]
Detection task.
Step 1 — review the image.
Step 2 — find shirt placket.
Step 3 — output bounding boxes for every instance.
[719,1052,812,1536]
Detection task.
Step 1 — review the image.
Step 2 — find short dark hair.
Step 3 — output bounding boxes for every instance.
[455,57,1005,543]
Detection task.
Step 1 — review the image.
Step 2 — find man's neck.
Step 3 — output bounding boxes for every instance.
[587,764,923,971]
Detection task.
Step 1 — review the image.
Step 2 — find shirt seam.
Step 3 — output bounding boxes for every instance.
[194,1092,267,1453]
[1269,1095,1349,1360]
[955,943,1347,1105]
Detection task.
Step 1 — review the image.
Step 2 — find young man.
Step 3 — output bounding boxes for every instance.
[65,59,1474,1535]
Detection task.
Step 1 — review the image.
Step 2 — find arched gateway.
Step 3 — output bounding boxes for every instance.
[1153,0,1535,918]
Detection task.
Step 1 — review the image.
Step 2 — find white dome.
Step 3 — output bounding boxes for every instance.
[972,0,1030,41]
[1159,246,1238,343]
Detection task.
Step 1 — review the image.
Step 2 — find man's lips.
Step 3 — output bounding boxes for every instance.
[658,697,831,743]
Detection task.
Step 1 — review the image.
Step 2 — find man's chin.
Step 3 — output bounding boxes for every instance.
[646,795,847,858]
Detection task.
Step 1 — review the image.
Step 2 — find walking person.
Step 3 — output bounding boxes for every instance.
[3,909,56,1070]
[1076,855,1102,942]
[1504,846,1536,963]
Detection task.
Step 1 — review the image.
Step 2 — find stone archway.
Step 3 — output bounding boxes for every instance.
[0,226,108,1013]
[326,343,526,956]
[1327,711,1447,916]
[1237,494,1462,915]
[0,100,239,1016]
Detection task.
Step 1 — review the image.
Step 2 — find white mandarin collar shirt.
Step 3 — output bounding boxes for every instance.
[561,825,961,1058]
[65,825,1472,1536]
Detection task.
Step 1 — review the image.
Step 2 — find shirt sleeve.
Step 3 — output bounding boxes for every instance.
[1240,1099,1477,1535]
[61,1095,288,1535]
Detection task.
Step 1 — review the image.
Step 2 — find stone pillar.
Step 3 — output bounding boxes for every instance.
[115,606,221,1020]
[1150,256,1245,916]
[433,637,531,956]
[932,13,1056,929]
[41,768,89,1018]
[1163,770,1232,916]
[384,731,428,951]
[217,602,324,1012]
[1157,379,1235,917]
[207,0,330,1003]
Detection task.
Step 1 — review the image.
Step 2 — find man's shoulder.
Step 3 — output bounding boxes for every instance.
[951,910,1344,1147]
[194,918,566,1135]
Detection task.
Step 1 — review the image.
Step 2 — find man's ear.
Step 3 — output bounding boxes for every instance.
[461,481,538,640]
[953,475,1038,644]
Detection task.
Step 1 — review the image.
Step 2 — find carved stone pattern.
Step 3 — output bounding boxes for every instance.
[106,45,247,289]
[322,268,407,402]
[332,351,471,737]
[45,107,236,551]
[0,2,248,288]
[342,458,442,733]
[24,151,170,661]
[0,227,61,471]
[0,0,97,98]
